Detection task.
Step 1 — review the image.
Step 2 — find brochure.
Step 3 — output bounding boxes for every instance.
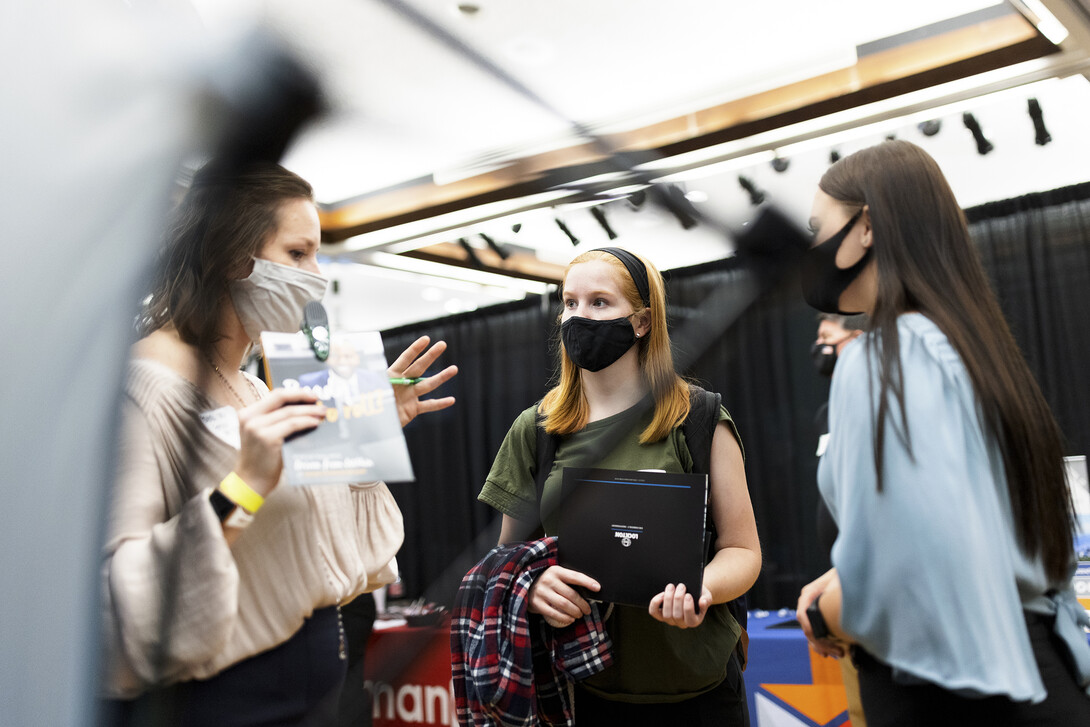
[260,330,414,485]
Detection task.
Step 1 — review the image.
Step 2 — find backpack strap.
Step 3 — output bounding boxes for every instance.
[525,404,557,541]
[682,386,721,476]
[684,385,749,666]
[682,385,721,566]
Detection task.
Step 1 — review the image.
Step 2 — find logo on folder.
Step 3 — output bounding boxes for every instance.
[612,525,644,548]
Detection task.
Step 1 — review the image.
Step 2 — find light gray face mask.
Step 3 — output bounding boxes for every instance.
[228,258,329,343]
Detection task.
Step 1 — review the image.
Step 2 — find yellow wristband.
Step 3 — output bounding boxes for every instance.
[218,472,264,514]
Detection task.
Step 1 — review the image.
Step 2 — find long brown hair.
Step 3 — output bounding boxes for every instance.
[140,161,314,354]
[540,249,690,443]
[819,140,1073,581]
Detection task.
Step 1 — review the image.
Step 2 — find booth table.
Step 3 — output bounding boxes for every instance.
[361,611,849,727]
[745,610,852,726]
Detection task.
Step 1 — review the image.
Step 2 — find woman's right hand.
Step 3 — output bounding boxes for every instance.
[528,565,601,628]
[234,389,326,497]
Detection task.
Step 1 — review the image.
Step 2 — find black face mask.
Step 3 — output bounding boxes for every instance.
[800,209,870,314]
[810,342,837,377]
[561,315,637,372]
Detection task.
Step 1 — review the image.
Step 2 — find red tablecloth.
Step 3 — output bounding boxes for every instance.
[363,617,454,726]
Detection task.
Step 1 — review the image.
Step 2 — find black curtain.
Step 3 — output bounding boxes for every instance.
[381,296,561,606]
[966,182,1090,459]
[666,262,832,607]
[382,181,1090,611]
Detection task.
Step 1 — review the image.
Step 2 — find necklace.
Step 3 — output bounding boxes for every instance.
[207,357,259,408]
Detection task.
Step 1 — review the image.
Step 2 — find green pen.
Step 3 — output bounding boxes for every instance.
[389,377,425,386]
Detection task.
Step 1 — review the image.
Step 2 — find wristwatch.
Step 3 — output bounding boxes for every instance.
[209,488,254,529]
[806,594,831,640]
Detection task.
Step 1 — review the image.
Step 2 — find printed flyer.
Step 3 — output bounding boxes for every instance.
[261,331,414,485]
[1067,455,1090,613]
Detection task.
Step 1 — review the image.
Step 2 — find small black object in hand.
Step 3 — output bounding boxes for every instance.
[806,594,831,640]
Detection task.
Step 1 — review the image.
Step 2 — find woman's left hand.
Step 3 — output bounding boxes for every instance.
[796,569,847,658]
[387,336,458,427]
[648,583,711,629]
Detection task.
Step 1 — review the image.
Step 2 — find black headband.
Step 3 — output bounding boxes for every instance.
[592,247,651,307]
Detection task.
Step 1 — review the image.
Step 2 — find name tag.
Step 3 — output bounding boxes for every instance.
[201,406,240,449]
[816,433,830,457]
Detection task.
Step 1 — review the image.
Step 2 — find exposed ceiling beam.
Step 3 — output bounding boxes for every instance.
[318,10,1055,243]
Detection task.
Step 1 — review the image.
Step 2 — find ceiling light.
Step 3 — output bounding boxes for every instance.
[590,206,618,240]
[684,190,708,203]
[555,218,580,246]
[480,232,512,259]
[1027,97,1051,145]
[458,237,486,268]
[649,184,698,230]
[738,175,765,206]
[917,119,942,136]
[962,112,994,155]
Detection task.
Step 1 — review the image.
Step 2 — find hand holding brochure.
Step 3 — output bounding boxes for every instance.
[260,330,414,485]
[558,467,708,607]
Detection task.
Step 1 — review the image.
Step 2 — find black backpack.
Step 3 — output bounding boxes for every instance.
[528,385,749,641]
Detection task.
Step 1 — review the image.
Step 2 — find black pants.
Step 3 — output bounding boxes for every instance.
[335,593,377,727]
[572,650,749,726]
[106,606,347,727]
[853,613,1090,727]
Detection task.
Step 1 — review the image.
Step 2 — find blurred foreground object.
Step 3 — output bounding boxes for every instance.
[0,3,320,724]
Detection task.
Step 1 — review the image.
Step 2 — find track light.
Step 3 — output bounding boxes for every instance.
[589,206,618,240]
[626,189,647,210]
[1027,98,1051,146]
[479,233,511,260]
[649,184,698,230]
[511,223,522,234]
[917,119,942,137]
[770,155,789,173]
[555,218,580,246]
[457,237,486,268]
[829,149,841,164]
[737,175,765,206]
[962,112,994,155]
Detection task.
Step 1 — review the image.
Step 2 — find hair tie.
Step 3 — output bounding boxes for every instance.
[592,247,651,307]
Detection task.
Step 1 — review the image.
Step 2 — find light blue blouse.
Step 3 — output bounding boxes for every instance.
[819,313,1090,701]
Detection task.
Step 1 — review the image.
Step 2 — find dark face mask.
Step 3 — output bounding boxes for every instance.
[800,209,870,314]
[561,315,637,372]
[810,342,837,377]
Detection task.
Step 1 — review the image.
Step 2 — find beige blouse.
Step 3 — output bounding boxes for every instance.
[100,359,403,698]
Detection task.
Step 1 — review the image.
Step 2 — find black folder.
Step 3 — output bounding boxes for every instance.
[557,467,709,608]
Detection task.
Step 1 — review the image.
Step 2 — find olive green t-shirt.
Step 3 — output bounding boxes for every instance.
[478,396,743,702]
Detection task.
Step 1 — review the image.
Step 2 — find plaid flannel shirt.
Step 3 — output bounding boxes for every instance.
[450,537,613,726]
